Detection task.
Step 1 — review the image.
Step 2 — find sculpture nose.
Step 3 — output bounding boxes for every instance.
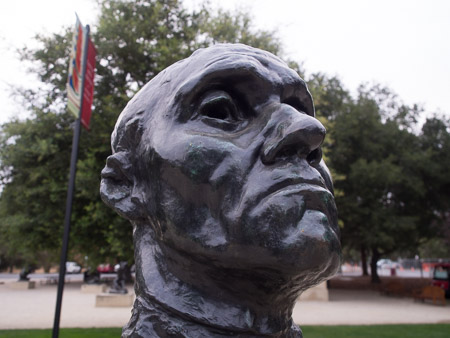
[261,105,326,165]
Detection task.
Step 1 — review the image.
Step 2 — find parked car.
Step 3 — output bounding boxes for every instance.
[432,263,450,298]
[376,259,399,269]
[97,263,115,273]
[66,261,81,274]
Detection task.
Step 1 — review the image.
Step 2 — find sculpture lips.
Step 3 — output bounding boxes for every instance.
[263,182,332,206]
[260,182,338,234]
[262,177,329,201]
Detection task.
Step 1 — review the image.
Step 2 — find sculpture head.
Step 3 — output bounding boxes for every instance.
[100,43,340,336]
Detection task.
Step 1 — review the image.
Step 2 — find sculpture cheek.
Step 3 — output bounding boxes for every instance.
[177,139,233,183]
[183,142,224,182]
[158,139,234,215]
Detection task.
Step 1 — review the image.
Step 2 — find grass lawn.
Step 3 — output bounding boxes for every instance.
[302,324,450,337]
[0,324,449,337]
[0,328,121,337]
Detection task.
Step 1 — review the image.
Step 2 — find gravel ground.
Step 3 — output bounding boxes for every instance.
[0,279,449,330]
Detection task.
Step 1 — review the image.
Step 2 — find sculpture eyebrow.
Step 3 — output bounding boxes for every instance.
[173,63,271,121]
[174,61,314,119]
[179,64,270,99]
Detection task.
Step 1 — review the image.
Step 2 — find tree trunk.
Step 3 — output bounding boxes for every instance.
[361,245,368,276]
[370,248,381,283]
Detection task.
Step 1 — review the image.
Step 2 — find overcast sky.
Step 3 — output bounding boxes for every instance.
[1,0,449,124]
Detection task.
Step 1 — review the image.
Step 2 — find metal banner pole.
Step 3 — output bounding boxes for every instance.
[52,25,90,338]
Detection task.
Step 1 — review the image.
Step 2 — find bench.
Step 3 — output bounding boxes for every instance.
[413,285,446,306]
[39,275,72,285]
[40,276,58,285]
[381,281,405,297]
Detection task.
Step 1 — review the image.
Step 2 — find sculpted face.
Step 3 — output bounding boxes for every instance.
[102,44,340,283]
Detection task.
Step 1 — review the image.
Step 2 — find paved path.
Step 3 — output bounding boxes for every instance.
[293,289,450,325]
[0,279,449,329]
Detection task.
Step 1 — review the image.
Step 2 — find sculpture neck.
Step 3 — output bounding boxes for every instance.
[128,224,303,337]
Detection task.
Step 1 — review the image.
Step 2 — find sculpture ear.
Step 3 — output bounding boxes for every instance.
[100,151,145,221]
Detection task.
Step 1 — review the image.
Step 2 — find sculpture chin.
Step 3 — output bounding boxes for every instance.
[237,187,340,276]
[157,187,341,281]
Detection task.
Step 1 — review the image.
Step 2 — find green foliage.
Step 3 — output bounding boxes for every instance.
[307,73,351,120]
[418,237,450,258]
[96,0,203,91]
[0,328,122,338]
[417,115,450,253]
[0,0,287,268]
[0,111,74,266]
[323,82,450,281]
[307,70,450,278]
[200,8,281,55]
[419,116,450,218]
[302,324,450,338]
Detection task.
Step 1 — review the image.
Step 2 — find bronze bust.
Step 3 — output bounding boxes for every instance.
[101,44,341,337]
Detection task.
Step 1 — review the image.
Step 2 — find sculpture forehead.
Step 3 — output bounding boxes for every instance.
[127,44,306,115]
[112,44,310,151]
[172,44,304,96]
[189,44,293,76]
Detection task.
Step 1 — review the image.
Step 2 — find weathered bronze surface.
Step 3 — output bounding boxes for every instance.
[101,44,341,337]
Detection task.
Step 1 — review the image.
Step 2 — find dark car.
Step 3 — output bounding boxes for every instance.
[432,263,450,298]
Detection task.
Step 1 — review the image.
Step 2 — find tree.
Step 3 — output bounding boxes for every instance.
[0,110,73,270]
[0,0,285,269]
[417,116,450,256]
[327,83,448,282]
[307,73,351,121]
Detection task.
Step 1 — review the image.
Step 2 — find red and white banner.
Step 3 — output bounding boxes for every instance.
[80,37,96,129]
[67,16,96,130]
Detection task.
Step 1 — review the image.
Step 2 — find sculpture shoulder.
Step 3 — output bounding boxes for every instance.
[122,299,303,338]
[124,325,302,338]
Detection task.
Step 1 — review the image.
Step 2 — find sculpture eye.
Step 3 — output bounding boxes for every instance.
[199,91,238,121]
